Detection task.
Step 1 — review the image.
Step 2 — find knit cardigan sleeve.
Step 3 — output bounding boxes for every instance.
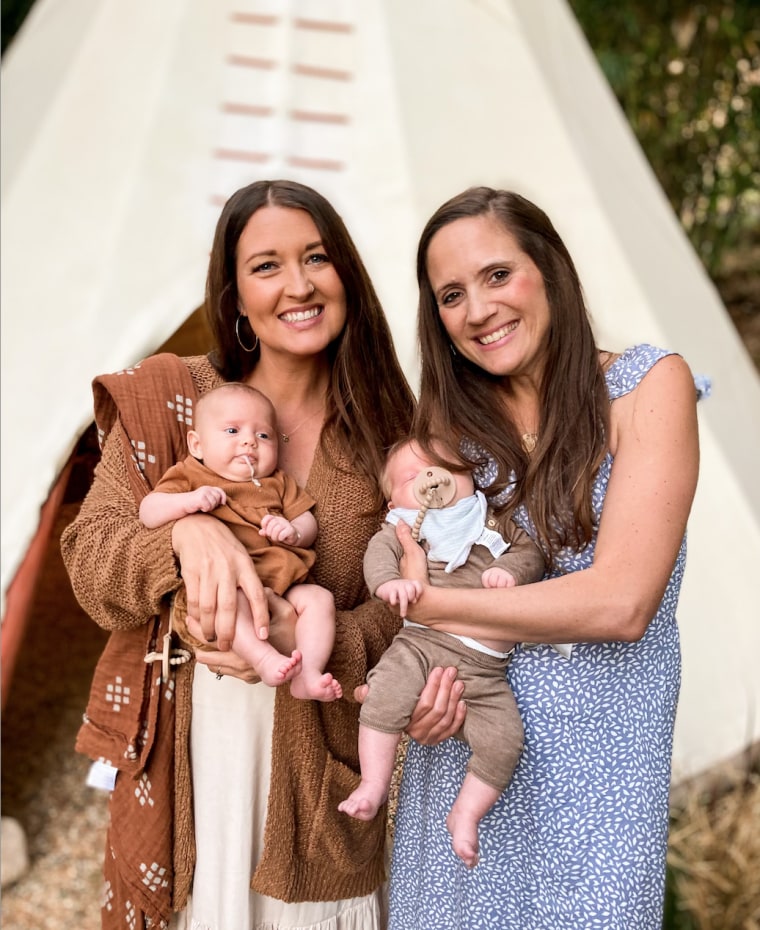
[60,354,220,632]
[60,426,183,631]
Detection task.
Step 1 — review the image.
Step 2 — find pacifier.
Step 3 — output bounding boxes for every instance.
[410,466,456,540]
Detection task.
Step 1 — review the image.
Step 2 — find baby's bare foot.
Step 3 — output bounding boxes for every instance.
[446,809,480,869]
[338,787,382,821]
[256,649,302,687]
[289,669,343,702]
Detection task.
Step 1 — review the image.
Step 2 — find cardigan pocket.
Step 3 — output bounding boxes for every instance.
[306,752,386,872]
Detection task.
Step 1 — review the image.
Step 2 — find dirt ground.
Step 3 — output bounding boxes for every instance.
[1,499,110,929]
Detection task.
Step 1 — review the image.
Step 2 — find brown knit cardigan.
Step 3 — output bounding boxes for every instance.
[61,354,401,926]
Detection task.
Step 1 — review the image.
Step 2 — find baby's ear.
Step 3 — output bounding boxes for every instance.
[186,430,202,460]
[387,500,395,511]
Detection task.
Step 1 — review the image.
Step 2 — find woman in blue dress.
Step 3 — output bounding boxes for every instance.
[389,187,707,929]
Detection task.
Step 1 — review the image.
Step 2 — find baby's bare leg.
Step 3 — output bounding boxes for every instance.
[231,590,302,686]
[265,588,297,654]
[446,773,501,869]
[338,726,400,820]
[284,584,342,702]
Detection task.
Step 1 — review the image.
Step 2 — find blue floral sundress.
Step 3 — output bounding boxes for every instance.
[389,345,710,930]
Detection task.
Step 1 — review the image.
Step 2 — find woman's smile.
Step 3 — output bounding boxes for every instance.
[278,305,323,324]
[475,320,519,346]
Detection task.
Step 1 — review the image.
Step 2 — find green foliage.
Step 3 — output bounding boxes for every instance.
[568,0,760,275]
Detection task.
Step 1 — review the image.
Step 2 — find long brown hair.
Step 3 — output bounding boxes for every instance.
[204,179,414,494]
[414,187,609,564]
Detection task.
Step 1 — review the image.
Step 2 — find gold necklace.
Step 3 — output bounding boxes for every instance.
[280,406,324,443]
[521,432,538,453]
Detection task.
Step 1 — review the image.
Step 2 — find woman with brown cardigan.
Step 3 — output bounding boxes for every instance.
[61,180,422,929]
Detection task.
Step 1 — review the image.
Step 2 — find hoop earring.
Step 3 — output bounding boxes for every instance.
[235,314,259,353]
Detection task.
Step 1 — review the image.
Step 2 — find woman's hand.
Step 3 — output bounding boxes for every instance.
[406,666,466,744]
[395,519,429,584]
[193,645,262,684]
[186,587,297,683]
[171,513,270,650]
[355,666,466,744]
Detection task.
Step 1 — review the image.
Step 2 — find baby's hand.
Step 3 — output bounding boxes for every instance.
[188,485,227,513]
[375,579,423,617]
[260,513,299,545]
[481,567,516,589]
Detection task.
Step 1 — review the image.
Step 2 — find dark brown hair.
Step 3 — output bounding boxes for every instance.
[204,180,414,494]
[413,187,609,564]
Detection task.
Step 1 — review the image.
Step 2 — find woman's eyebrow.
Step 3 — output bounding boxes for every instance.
[241,248,276,264]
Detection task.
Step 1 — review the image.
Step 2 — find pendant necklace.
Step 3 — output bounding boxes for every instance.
[281,406,324,443]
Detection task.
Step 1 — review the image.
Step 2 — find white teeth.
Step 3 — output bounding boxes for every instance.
[281,307,322,323]
[478,322,517,345]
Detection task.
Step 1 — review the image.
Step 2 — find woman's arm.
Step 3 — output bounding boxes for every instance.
[170,514,270,651]
[61,428,184,631]
[402,355,700,644]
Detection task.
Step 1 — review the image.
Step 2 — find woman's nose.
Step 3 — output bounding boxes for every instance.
[466,294,497,325]
[286,267,315,299]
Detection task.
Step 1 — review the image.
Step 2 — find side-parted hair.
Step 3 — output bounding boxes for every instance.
[413,187,609,564]
[204,179,415,499]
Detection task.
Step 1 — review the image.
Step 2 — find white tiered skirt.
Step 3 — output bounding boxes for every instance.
[171,665,385,930]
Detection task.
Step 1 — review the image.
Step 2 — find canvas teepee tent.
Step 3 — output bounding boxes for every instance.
[2,0,759,779]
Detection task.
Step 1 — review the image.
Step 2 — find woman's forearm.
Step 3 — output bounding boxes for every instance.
[60,431,181,631]
[405,562,666,646]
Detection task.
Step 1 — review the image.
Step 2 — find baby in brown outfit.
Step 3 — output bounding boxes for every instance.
[139,382,341,702]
